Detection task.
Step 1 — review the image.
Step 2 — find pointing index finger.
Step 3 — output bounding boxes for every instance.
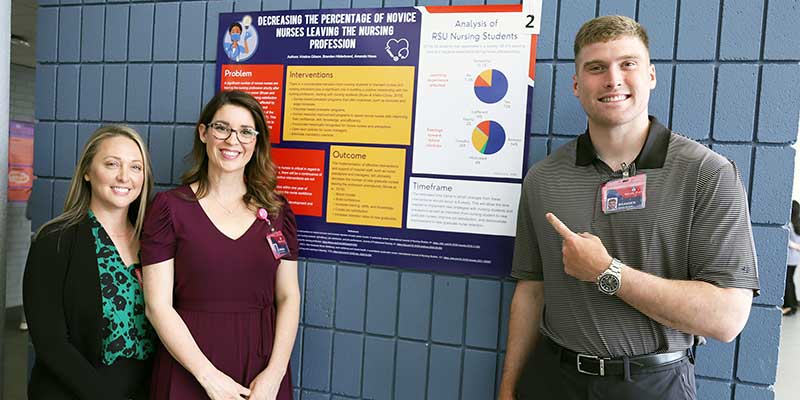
[546,213,577,239]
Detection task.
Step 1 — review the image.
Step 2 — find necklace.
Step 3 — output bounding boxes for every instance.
[212,191,248,215]
[211,193,235,215]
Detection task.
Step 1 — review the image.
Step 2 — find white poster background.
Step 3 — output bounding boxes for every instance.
[412,10,531,179]
[407,177,521,237]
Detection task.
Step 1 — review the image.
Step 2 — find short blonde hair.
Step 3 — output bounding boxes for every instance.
[574,15,649,59]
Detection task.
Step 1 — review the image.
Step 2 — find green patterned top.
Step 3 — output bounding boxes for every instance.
[88,211,154,365]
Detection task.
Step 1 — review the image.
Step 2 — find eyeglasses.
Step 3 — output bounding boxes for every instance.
[207,121,259,144]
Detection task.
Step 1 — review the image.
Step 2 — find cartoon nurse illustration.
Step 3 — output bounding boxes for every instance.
[223,16,256,62]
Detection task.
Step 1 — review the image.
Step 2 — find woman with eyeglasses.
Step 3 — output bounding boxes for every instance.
[141,90,300,400]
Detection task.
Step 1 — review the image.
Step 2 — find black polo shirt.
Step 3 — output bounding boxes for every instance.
[511,117,760,357]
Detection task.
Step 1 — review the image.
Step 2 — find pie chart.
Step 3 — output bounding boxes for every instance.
[472,120,506,155]
[474,69,508,104]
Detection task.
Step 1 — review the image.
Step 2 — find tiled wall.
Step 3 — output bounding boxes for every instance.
[32,0,800,399]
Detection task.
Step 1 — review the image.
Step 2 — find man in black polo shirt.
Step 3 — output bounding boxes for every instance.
[498,15,760,400]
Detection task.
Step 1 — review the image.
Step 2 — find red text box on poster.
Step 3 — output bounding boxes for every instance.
[220,64,284,144]
[272,148,325,217]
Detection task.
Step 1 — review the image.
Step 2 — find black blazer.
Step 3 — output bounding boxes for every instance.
[23,216,126,399]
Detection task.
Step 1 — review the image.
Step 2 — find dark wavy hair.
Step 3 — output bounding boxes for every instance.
[181,90,283,215]
[792,200,800,235]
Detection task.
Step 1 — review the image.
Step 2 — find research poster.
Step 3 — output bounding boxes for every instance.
[8,121,34,203]
[216,5,539,275]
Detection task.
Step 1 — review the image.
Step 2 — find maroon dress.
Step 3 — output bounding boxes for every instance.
[141,186,298,399]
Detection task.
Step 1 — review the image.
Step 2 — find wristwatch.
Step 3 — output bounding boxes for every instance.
[597,258,624,295]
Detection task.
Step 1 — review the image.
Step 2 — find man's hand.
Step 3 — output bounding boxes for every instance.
[546,213,613,282]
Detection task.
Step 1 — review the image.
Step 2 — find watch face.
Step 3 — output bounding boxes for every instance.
[599,274,620,293]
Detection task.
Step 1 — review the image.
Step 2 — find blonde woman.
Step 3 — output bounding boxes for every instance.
[142,90,300,400]
[23,125,155,399]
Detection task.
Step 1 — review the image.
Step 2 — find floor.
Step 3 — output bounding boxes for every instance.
[2,304,800,399]
[775,303,800,399]
[2,306,27,400]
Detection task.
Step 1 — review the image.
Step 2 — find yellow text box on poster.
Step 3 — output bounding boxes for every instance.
[326,146,406,228]
[284,65,415,145]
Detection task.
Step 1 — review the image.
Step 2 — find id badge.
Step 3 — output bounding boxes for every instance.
[601,174,646,214]
[267,231,291,260]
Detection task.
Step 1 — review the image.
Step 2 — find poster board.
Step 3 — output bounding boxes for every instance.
[8,121,34,203]
[216,5,538,275]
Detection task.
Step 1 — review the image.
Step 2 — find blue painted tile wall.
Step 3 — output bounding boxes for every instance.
[153,3,180,62]
[649,62,673,124]
[148,125,175,185]
[130,4,155,62]
[34,65,56,120]
[302,327,333,392]
[205,1,235,61]
[714,65,758,141]
[33,122,54,177]
[598,0,636,19]
[331,332,362,397]
[362,336,394,399]
[638,0,677,61]
[57,6,81,63]
[431,275,466,345]
[334,265,367,331]
[36,7,58,63]
[104,5,129,62]
[29,179,53,229]
[719,0,764,61]
[101,65,126,121]
[176,64,204,123]
[462,349,496,400]
[427,344,461,399]
[78,123,102,158]
[676,1,720,60]
[397,272,431,340]
[56,65,79,121]
[126,65,152,122]
[365,268,398,336]
[171,125,195,184]
[305,261,336,328]
[465,278,500,349]
[179,2,207,61]
[150,64,178,123]
[33,1,798,399]
[53,123,77,178]
[393,340,428,400]
[672,64,715,139]
[52,180,70,216]
[79,65,103,121]
[763,0,800,59]
[757,64,800,143]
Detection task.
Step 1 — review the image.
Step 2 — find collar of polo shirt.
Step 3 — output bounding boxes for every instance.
[575,116,671,169]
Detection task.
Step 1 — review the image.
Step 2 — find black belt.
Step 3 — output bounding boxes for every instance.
[557,343,688,376]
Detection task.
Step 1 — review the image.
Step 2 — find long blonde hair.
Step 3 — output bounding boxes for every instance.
[37,125,153,239]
